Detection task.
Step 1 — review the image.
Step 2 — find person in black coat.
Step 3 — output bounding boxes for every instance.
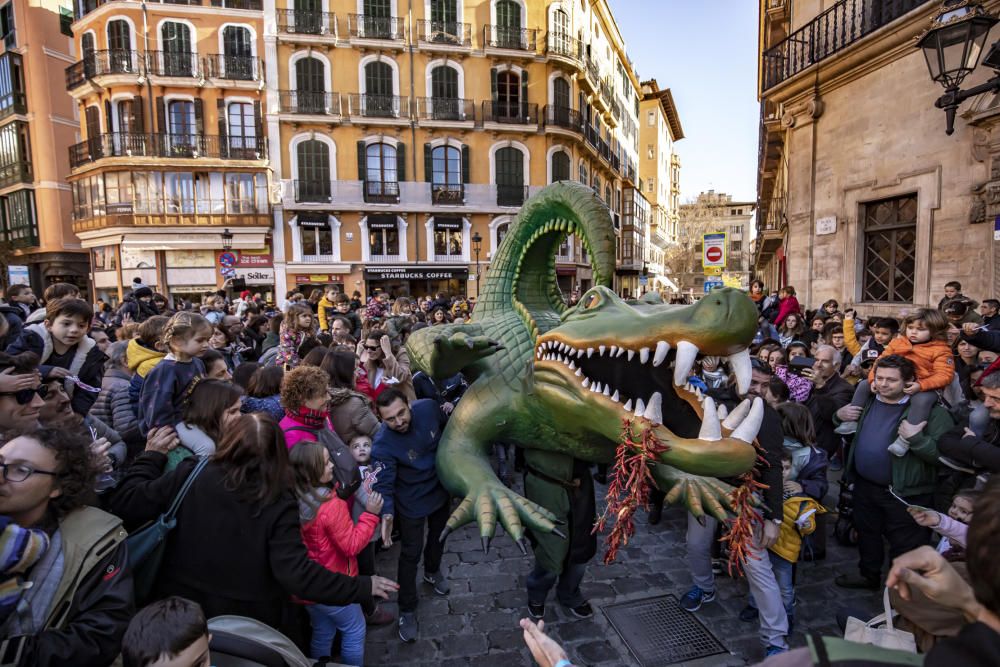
[0,302,25,349]
[106,413,398,637]
[803,345,854,457]
[115,287,160,324]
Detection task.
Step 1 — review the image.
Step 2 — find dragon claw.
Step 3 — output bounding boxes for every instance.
[516,538,529,556]
[551,527,567,540]
[439,526,453,543]
[482,536,491,554]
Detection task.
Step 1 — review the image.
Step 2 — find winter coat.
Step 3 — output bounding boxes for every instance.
[843,316,862,357]
[0,304,24,350]
[362,346,415,402]
[774,295,801,327]
[299,487,378,579]
[769,495,824,563]
[274,327,307,368]
[804,374,854,456]
[328,388,379,444]
[107,453,373,632]
[242,395,284,422]
[115,296,159,324]
[774,365,813,403]
[783,437,829,502]
[5,324,106,416]
[868,337,955,392]
[317,296,337,332]
[938,422,1000,473]
[127,339,165,379]
[261,331,280,353]
[91,368,140,446]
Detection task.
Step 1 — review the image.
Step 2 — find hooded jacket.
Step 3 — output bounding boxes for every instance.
[769,495,825,563]
[298,487,378,580]
[328,387,379,444]
[868,336,955,392]
[317,296,337,332]
[0,304,25,349]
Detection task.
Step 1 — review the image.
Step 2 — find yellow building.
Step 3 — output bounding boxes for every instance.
[271,0,643,300]
[66,0,271,304]
[1,0,87,292]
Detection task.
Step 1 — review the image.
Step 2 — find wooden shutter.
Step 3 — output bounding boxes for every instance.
[131,95,144,133]
[520,69,528,117]
[253,100,263,149]
[424,143,433,182]
[217,99,228,157]
[357,140,366,180]
[193,98,204,136]
[461,144,470,183]
[396,142,405,182]
[490,67,497,99]
[156,96,166,134]
[104,100,113,133]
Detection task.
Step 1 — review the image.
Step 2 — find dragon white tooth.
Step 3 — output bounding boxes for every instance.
[616,347,625,358]
[568,360,576,370]
[582,377,590,388]
[640,347,650,364]
[635,399,645,417]
[729,349,752,396]
[587,347,594,358]
[698,397,722,441]
[592,382,601,393]
[576,348,584,358]
[603,385,610,397]
[673,341,699,386]
[627,349,635,361]
[653,340,671,367]
[611,390,620,402]
[623,399,633,411]
[575,368,582,377]
[643,392,663,424]
[717,404,729,420]
[722,398,753,430]
[610,345,618,356]
[685,382,693,392]
[695,387,703,401]
[732,397,765,443]
[599,345,606,356]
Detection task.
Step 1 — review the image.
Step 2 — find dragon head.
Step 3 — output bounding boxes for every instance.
[531,286,761,477]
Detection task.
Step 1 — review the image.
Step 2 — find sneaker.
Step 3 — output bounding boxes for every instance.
[940,456,976,474]
[564,601,593,619]
[834,421,858,435]
[765,645,788,657]
[834,573,879,590]
[739,605,759,622]
[366,606,394,626]
[423,571,450,596]
[398,611,418,643]
[887,436,910,457]
[527,602,545,620]
[680,586,716,612]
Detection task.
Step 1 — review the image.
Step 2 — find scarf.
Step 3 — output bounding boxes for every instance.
[287,406,329,429]
[298,486,331,523]
[2,529,63,637]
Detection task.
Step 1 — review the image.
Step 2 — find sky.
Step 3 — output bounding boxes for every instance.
[609,0,760,204]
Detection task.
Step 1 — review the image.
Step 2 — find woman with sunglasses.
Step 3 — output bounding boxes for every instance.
[358,328,414,403]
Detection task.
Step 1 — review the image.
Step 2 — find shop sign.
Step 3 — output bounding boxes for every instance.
[298,212,330,229]
[216,246,273,270]
[434,217,463,231]
[368,215,398,230]
[364,266,469,280]
[234,267,275,285]
[556,266,577,276]
[8,265,29,286]
[295,274,344,285]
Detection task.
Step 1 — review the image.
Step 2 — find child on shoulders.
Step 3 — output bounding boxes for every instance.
[138,312,211,434]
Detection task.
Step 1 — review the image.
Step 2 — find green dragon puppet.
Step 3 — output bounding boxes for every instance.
[406,181,763,567]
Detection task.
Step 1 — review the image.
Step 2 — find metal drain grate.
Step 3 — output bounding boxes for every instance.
[602,594,727,666]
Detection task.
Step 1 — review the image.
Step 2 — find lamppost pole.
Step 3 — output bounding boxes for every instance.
[472,231,483,298]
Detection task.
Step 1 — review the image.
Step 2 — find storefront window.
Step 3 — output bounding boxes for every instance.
[433,217,462,258]
[302,225,334,257]
[369,215,399,257]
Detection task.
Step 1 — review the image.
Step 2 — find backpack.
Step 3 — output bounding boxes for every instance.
[283,426,360,500]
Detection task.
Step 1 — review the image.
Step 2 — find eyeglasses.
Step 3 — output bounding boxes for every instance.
[0,462,58,483]
[0,384,48,406]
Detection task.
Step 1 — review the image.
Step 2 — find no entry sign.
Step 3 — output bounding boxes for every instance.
[702,232,727,269]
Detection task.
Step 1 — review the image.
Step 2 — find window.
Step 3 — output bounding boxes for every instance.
[432,145,462,201]
[227,102,256,155]
[647,110,654,126]
[553,77,570,111]
[60,7,73,37]
[430,65,460,119]
[0,53,25,118]
[296,139,331,202]
[0,189,36,247]
[225,173,256,214]
[300,214,334,258]
[550,151,569,182]
[293,0,323,34]
[862,194,917,303]
[495,0,522,48]
[0,3,14,48]
[104,171,133,212]
[361,0,392,38]
[433,217,462,257]
[495,146,524,206]
[167,100,196,150]
[496,222,510,247]
[295,56,326,113]
[551,8,570,53]
[578,162,586,184]
[365,142,398,202]
[164,172,195,214]
[369,214,399,256]
[647,144,654,160]
[222,26,254,80]
[494,70,521,120]
[430,0,457,25]
[161,22,193,76]
[364,61,395,116]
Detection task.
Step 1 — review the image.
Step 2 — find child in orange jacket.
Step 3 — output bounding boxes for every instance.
[835,308,954,456]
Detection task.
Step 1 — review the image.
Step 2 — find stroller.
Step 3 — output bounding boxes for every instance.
[833,477,859,547]
[208,616,314,667]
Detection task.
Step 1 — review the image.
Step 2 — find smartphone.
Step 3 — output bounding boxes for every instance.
[788,357,816,375]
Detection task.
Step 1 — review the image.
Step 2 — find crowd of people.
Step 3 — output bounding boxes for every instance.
[0,277,998,666]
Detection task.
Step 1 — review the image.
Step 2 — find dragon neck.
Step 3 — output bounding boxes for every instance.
[473,182,617,340]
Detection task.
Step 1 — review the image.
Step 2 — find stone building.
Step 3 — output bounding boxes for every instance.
[754,0,1000,314]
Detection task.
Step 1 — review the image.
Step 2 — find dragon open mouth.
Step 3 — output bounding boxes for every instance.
[533,338,759,443]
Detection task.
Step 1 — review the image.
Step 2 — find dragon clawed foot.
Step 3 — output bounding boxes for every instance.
[439,483,564,554]
[651,464,743,523]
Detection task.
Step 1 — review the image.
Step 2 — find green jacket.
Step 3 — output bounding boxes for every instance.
[843,398,952,497]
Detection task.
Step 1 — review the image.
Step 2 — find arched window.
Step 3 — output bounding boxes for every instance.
[553,77,570,111]
[430,65,459,119]
[551,151,569,183]
[578,162,587,184]
[551,8,570,54]
[222,26,254,80]
[496,0,521,29]
[495,70,520,121]
[496,222,510,247]
[161,22,193,76]
[81,32,96,77]
[366,142,398,201]
[296,139,331,202]
[295,57,326,113]
[495,146,524,206]
[107,20,133,73]
[364,61,395,116]
[432,145,461,201]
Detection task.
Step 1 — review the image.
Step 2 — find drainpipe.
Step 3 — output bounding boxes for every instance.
[141,2,154,131]
[408,0,419,269]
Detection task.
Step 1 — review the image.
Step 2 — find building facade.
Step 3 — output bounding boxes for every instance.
[677,190,754,296]
[754,0,1000,314]
[638,78,683,294]
[1,0,88,292]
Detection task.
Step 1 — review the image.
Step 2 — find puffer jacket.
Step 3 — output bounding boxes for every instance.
[868,336,955,391]
[91,368,139,445]
[298,487,378,579]
[127,339,165,379]
[328,387,378,444]
[769,495,825,563]
[317,296,336,332]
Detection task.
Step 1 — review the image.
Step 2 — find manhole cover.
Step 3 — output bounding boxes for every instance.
[602,594,727,666]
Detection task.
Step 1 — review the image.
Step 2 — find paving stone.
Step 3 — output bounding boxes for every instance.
[486,627,525,651]
[449,594,495,614]
[575,640,621,663]
[438,633,488,657]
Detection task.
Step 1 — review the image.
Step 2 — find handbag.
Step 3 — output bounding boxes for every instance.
[843,587,917,653]
[126,456,211,604]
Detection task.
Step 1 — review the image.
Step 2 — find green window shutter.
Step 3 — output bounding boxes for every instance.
[520,70,528,116]
[193,98,204,136]
[357,140,366,180]
[396,142,405,181]
[156,96,166,134]
[461,144,470,183]
[132,95,144,133]
[490,67,497,99]
[424,143,433,182]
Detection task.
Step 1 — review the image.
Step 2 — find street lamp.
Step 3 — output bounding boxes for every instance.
[221,228,234,250]
[918,0,1000,134]
[471,231,483,297]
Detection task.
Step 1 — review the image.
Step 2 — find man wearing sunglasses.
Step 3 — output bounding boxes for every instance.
[0,351,45,436]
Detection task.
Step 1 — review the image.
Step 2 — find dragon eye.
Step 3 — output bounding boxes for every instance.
[582,292,600,309]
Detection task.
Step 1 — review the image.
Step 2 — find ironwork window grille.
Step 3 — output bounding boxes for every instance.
[296,140,331,201]
[862,193,917,303]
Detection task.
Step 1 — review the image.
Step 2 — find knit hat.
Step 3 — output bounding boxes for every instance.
[133,286,153,299]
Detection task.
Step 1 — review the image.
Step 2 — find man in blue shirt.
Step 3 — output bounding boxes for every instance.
[372,388,451,644]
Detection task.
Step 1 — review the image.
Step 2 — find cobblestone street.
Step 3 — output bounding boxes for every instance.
[365,475,883,666]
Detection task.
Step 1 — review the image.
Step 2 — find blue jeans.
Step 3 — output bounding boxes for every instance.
[306,603,366,665]
[748,553,795,618]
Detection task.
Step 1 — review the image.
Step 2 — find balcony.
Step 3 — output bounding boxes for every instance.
[204,54,262,82]
[348,14,405,42]
[496,184,528,207]
[544,105,582,133]
[276,9,337,38]
[546,34,581,65]
[756,196,786,256]
[0,90,25,121]
[73,209,270,234]
[348,94,410,121]
[580,57,601,93]
[208,0,262,9]
[278,90,342,116]
[416,20,471,49]
[68,133,267,169]
[65,50,141,90]
[74,0,227,20]
[482,101,538,125]
[431,184,464,205]
[484,25,537,53]
[146,51,202,78]
[0,161,32,188]
[414,97,474,123]
[761,0,933,91]
[365,180,400,204]
[294,179,332,203]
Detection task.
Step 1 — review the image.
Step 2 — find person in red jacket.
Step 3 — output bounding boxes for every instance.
[773,286,801,327]
[291,441,383,665]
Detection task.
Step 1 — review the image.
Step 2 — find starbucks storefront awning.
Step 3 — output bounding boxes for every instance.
[363,266,469,281]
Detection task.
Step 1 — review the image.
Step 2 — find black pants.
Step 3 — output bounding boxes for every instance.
[396,501,450,612]
[357,542,377,616]
[853,477,932,581]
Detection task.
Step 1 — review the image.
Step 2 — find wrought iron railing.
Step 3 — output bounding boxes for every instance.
[416,19,471,46]
[546,34,582,60]
[414,97,474,121]
[544,105,582,132]
[69,133,267,168]
[348,94,410,118]
[65,50,142,89]
[294,179,332,203]
[205,54,262,81]
[431,184,464,205]
[348,14,405,40]
[276,9,337,35]
[208,0,262,9]
[146,51,202,78]
[757,196,787,233]
[497,184,528,207]
[762,0,934,90]
[484,25,537,51]
[482,101,537,124]
[279,90,342,115]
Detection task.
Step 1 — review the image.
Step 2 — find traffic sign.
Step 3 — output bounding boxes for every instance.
[219,251,237,268]
[704,279,724,293]
[704,266,723,276]
[702,232,727,268]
